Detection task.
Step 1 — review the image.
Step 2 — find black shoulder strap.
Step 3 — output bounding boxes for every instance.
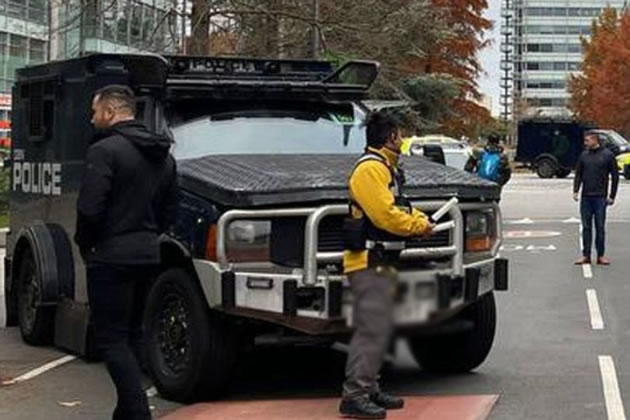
[350,152,391,177]
[349,152,396,213]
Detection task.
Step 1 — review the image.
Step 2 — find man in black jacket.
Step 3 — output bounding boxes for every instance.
[75,85,178,420]
[573,131,619,266]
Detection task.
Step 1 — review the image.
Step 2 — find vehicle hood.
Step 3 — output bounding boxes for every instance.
[178,154,500,208]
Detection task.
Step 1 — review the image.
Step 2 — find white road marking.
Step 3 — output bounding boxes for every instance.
[583,264,593,279]
[586,289,604,330]
[599,355,627,420]
[579,223,585,254]
[563,217,582,224]
[525,245,557,251]
[146,386,158,398]
[1,355,77,386]
[506,217,534,225]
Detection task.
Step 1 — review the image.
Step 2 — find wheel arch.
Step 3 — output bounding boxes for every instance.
[10,223,75,306]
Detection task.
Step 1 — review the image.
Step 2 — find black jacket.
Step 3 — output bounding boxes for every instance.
[573,147,619,199]
[74,120,178,265]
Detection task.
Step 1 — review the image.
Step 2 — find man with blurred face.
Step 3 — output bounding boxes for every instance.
[573,131,619,266]
[340,112,434,419]
[75,85,178,420]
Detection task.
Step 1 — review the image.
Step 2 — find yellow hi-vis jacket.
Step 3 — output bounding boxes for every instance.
[343,146,431,274]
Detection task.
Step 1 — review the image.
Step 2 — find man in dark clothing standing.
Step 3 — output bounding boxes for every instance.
[573,131,619,266]
[75,85,178,420]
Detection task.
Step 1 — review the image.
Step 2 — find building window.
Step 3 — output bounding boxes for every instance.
[103,0,117,42]
[130,2,143,46]
[526,43,583,54]
[525,25,592,36]
[28,0,46,24]
[526,7,603,17]
[83,0,99,38]
[117,0,131,46]
[10,34,26,58]
[29,39,46,62]
[142,5,156,46]
[7,0,25,19]
[0,32,7,57]
[526,80,567,90]
[524,62,581,72]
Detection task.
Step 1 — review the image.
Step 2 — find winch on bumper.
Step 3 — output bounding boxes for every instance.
[191,200,508,333]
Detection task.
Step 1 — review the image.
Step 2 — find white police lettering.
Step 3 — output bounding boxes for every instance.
[12,161,62,196]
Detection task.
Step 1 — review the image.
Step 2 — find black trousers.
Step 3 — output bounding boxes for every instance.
[87,264,156,420]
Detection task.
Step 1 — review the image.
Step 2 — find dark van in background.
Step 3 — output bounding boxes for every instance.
[515,119,592,179]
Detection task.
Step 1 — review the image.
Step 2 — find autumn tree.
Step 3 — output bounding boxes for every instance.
[151,0,493,136]
[569,7,620,129]
[404,0,493,138]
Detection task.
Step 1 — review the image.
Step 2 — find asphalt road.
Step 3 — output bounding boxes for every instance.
[2,173,630,419]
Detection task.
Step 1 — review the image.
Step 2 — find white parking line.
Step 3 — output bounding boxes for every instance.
[1,355,77,386]
[599,355,627,420]
[583,264,593,279]
[586,289,604,330]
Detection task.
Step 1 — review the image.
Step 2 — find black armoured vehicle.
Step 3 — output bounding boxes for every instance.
[4,54,508,402]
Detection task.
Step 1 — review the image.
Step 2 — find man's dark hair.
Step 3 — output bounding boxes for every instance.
[584,130,600,142]
[365,112,399,148]
[487,133,501,144]
[95,84,136,116]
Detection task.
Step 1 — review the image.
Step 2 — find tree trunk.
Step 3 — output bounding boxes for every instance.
[190,0,210,55]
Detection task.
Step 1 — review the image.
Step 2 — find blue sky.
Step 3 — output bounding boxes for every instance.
[478,0,502,115]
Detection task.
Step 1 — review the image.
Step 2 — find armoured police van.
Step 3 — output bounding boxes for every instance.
[4,53,508,402]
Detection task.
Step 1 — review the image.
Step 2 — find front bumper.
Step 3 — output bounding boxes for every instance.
[194,257,508,330]
[193,200,508,332]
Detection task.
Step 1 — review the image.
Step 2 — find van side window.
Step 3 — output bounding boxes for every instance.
[21,80,55,142]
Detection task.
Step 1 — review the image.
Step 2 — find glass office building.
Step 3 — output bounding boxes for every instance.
[0,0,182,94]
[501,0,627,119]
[50,0,180,60]
[0,0,48,93]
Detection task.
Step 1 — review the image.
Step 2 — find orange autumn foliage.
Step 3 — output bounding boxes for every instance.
[570,8,630,136]
[403,0,493,137]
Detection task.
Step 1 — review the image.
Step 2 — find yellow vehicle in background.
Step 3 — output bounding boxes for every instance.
[589,129,630,180]
[617,152,630,179]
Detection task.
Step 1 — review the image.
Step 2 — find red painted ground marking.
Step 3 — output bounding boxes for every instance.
[160,395,499,420]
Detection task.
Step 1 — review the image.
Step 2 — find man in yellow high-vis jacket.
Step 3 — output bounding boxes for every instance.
[339,112,434,419]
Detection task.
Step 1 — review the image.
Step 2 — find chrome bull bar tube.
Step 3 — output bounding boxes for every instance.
[216,200,500,285]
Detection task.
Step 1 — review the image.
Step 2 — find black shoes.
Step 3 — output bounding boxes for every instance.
[339,393,405,419]
[370,391,405,410]
[339,397,386,419]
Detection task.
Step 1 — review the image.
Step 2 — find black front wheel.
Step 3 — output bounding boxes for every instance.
[407,292,497,373]
[536,158,557,179]
[144,268,238,402]
[17,248,55,345]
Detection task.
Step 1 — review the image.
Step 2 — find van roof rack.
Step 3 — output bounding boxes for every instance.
[17,53,380,100]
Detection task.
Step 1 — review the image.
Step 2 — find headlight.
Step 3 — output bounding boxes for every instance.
[225,221,271,262]
[465,210,495,252]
